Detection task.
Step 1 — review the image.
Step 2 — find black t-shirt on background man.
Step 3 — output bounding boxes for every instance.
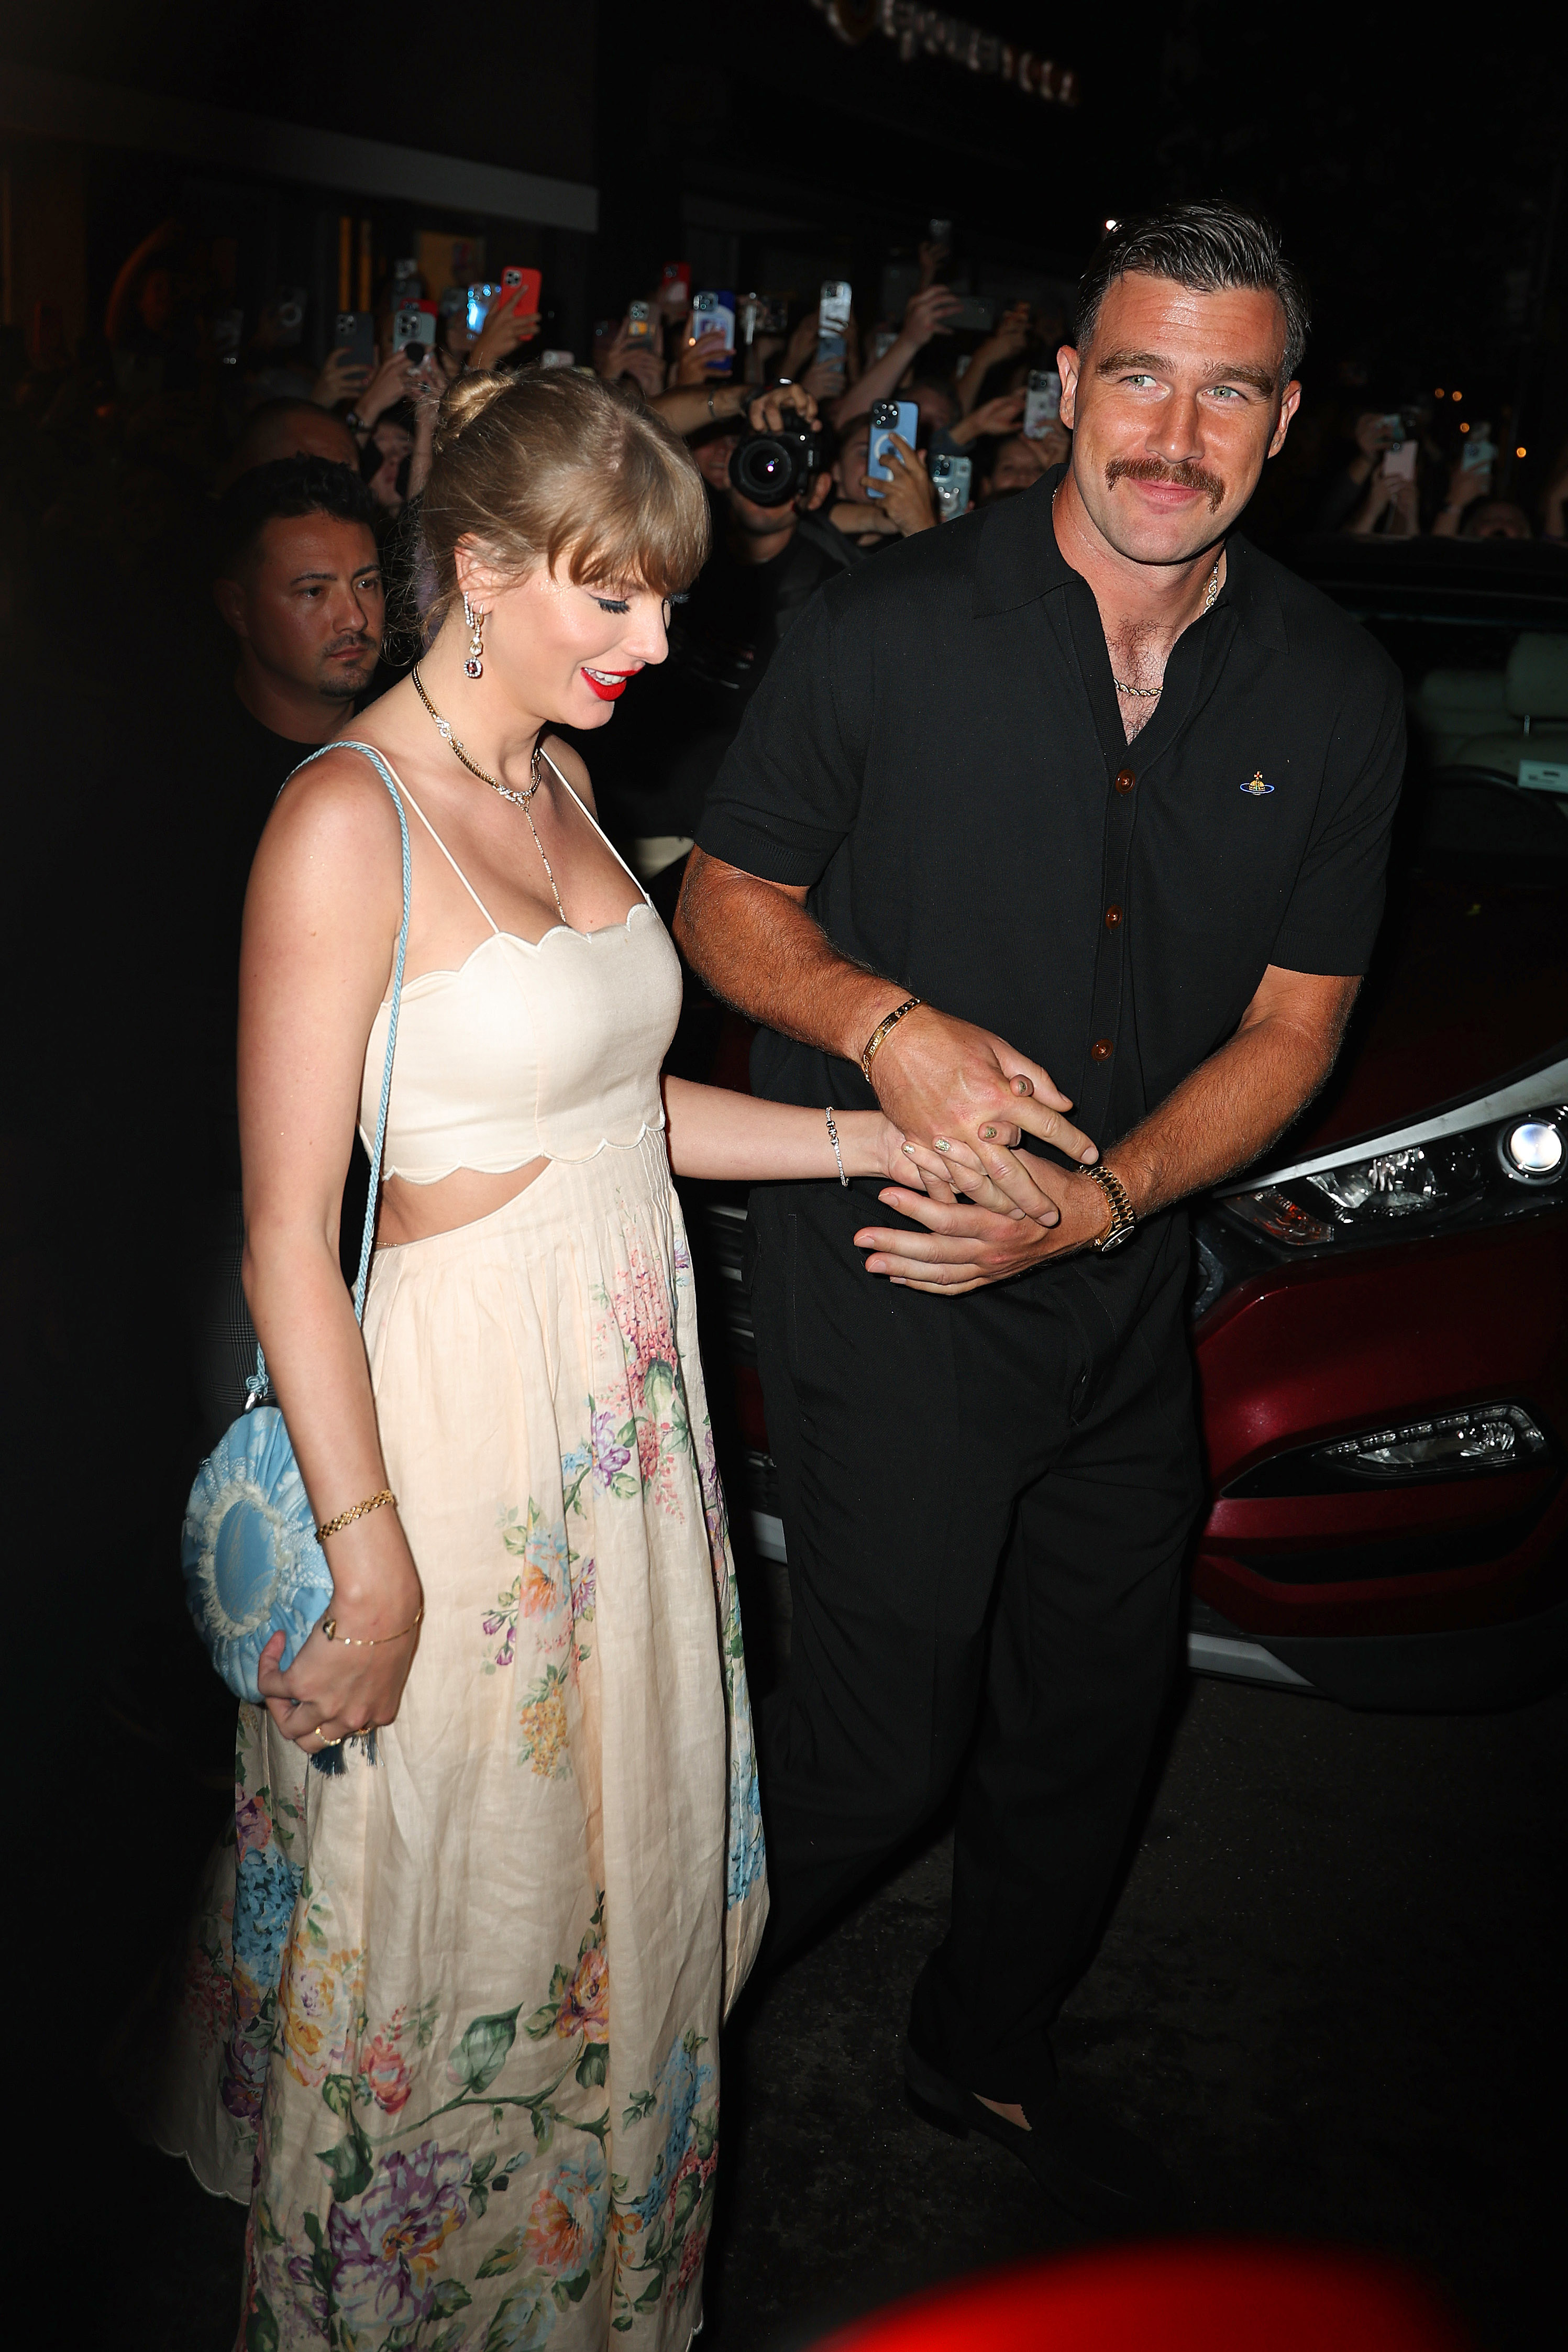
[698,464,1406,1164]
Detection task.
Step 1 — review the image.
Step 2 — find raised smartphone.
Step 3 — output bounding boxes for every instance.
[393,302,437,354]
[625,300,656,344]
[1381,438,1418,483]
[334,311,376,371]
[690,291,736,370]
[466,284,500,336]
[930,451,971,520]
[943,294,995,333]
[818,278,853,369]
[1024,369,1062,437]
[867,399,920,496]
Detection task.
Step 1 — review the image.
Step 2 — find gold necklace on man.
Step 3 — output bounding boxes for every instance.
[1109,550,1223,698]
[411,664,568,928]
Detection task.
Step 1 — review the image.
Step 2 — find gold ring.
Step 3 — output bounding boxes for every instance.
[314,1728,345,1747]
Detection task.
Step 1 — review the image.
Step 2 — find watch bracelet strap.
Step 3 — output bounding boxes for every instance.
[1084,1161,1135,1248]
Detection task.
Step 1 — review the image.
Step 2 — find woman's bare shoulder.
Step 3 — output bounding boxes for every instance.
[251,739,406,915]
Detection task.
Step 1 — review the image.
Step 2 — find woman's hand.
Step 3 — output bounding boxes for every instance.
[256,1534,424,1753]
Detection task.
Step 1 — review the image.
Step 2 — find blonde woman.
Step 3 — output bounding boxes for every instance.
[150,369,1019,2348]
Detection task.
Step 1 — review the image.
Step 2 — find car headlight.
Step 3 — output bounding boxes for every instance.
[1222,1100,1563,1253]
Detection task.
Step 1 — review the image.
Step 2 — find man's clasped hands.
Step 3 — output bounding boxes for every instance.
[855,1005,1113,1294]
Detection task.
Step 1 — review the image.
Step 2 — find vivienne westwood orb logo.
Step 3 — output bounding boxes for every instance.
[1241,770,1274,796]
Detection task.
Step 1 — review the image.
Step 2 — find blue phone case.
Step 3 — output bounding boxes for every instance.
[868,402,920,495]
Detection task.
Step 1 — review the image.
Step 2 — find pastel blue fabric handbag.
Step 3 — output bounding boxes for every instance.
[181,744,412,1737]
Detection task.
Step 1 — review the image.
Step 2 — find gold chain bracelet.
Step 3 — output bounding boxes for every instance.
[315,1488,397,1545]
[859,996,923,1082]
[319,1605,425,1648]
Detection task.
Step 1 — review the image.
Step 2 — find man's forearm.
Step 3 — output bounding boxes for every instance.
[675,848,909,1067]
[1105,986,1359,1219]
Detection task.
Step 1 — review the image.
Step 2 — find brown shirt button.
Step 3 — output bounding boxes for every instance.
[1090,1037,1114,1062]
[1113,768,1136,793]
[1104,904,1123,929]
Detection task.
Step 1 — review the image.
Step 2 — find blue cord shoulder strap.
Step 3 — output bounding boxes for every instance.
[245,739,413,1407]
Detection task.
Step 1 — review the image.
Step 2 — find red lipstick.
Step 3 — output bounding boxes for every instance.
[581,666,637,701]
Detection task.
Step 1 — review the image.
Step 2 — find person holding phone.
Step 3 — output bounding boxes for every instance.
[676,202,1406,2229]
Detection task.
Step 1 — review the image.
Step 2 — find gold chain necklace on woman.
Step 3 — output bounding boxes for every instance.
[411,664,568,928]
[1110,552,1223,697]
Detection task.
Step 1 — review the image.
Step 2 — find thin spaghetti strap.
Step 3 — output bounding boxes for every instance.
[538,746,653,904]
[396,775,502,934]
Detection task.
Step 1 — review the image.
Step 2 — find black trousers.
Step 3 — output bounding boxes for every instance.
[746,1178,1202,2105]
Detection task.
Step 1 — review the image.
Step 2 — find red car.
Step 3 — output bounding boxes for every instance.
[699,536,1567,1713]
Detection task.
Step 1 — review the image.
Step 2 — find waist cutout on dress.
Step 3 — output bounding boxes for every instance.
[359,901,682,1184]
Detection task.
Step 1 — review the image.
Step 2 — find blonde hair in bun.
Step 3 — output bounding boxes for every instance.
[418,366,709,639]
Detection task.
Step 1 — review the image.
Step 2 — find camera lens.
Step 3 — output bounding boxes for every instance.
[730,432,802,507]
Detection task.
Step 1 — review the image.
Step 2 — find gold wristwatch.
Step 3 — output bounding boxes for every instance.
[1083,1163,1136,1253]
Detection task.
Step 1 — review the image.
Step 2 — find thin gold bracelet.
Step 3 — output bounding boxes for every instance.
[319,1605,425,1648]
[860,996,923,1082]
[315,1489,397,1546]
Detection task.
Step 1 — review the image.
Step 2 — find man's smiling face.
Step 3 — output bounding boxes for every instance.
[1057,272,1301,567]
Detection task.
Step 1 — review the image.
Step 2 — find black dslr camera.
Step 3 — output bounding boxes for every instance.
[728,413,820,507]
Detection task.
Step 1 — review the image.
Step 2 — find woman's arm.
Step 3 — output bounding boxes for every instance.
[663,1077,1058,1227]
[238,755,425,1749]
[664,1078,907,1186]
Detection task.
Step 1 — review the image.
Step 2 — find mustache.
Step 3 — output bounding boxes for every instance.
[324,631,375,657]
[1105,455,1227,512]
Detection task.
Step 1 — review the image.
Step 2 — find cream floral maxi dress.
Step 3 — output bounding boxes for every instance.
[151,1123,768,2351]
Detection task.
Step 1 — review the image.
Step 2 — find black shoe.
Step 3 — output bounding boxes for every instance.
[902,2036,1174,2233]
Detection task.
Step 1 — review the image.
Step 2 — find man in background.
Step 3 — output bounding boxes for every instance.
[180,457,383,1430]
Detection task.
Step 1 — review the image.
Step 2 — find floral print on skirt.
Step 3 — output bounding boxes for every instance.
[148,1129,768,2349]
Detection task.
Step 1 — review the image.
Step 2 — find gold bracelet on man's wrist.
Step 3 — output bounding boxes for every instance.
[859,996,923,1082]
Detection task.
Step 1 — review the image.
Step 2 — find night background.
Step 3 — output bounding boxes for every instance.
[2,5,1563,2349]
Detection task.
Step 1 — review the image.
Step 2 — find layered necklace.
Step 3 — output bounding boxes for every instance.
[411,664,568,928]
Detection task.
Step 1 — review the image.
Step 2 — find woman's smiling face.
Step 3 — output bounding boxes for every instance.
[456,549,673,730]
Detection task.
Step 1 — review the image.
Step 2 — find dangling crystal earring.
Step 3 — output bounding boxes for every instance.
[463,591,484,679]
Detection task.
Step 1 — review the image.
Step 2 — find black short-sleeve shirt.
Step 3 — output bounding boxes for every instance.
[697,465,1406,1150]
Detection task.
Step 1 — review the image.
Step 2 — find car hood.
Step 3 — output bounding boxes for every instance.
[1283,863,1567,1154]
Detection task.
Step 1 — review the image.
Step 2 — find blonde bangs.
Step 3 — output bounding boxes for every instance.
[554,438,711,600]
[418,368,711,635]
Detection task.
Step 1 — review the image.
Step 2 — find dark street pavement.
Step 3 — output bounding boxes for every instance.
[102,1664,1562,2349]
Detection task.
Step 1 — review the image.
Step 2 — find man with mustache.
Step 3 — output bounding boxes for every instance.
[677,203,1406,2223]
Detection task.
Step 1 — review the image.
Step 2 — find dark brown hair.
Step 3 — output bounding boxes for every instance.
[1075,202,1310,389]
